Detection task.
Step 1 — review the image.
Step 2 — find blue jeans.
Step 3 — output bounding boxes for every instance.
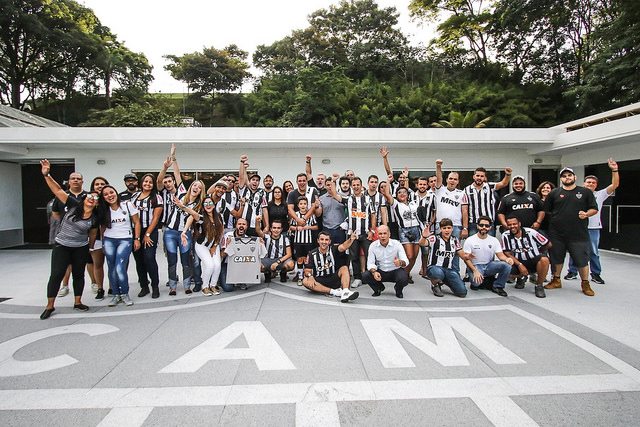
[103,237,132,295]
[218,262,235,292]
[473,261,511,288]
[163,228,192,290]
[427,265,467,296]
[323,227,346,245]
[568,229,602,275]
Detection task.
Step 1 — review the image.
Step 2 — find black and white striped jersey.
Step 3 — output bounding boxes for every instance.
[425,234,462,269]
[390,199,421,228]
[416,191,436,230]
[193,215,220,249]
[160,183,186,230]
[290,212,316,244]
[264,234,291,259]
[501,227,549,261]
[238,186,267,228]
[305,245,342,277]
[465,182,498,223]
[222,191,238,229]
[365,191,386,226]
[131,192,163,229]
[264,190,274,204]
[340,194,374,235]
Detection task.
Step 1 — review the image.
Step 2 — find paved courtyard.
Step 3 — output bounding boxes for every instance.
[0,249,639,426]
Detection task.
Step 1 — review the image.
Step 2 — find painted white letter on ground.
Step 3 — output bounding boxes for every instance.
[160,321,295,372]
[362,318,525,368]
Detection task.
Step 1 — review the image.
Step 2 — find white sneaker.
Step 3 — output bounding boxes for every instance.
[341,289,359,303]
[91,283,98,293]
[57,285,69,297]
[329,288,343,297]
[351,279,362,288]
[108,295,120,307]
[121,294,134,306]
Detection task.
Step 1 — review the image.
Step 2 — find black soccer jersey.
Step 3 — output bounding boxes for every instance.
[501,227,549,261]
[222,191,238,229]
[365,191,386,226]
[425,234,462,269]
[264,234,291,259]
[305,245,344,277]
[340,194,373,235]
[238,186,267,228]
[290,212,317,244]
[160,183,186,230]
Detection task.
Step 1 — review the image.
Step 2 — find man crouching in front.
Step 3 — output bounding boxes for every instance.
[302,231,359,303]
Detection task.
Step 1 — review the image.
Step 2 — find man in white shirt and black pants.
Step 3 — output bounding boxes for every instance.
[362,225,410,299]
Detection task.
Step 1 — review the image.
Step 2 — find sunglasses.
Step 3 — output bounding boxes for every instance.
[87,195,99,201]
[203,201,215,207]
[477,223,491,228]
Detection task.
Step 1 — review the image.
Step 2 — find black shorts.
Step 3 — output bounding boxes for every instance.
[294,243,314,259]
[315,274,342,289]
[510,255,547,275]
[549,239,590,268]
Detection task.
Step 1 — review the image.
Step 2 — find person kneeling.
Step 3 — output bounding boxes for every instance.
[257,219,295,283]
[302,231,359,303]
[362,225,409,298]
[419,218,467,298]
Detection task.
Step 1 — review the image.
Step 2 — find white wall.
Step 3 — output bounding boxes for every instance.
[0,161,23,247]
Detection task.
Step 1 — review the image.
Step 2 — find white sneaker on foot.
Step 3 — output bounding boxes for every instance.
[121,294,134,306]
[329,288,343,297]
[351,279,362,288]
[108,295,120,307]
[341,289,359,303]
[57,285,69,297]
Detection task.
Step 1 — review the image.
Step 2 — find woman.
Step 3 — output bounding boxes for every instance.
[99,185,141,307]
[282,180,294,202]
[167,180,204,295]
[182,195,224,296]
[267,186,289,233]
[88,176,109,300]
[382,184,421,283]
[536,181,555,236]
[39,160,98,320]
[131,174,163,299]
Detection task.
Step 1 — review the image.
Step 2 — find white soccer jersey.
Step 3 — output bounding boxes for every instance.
[435,186,468,227]
[224,235,266,284]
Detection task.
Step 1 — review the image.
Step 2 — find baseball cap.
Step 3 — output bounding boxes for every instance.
[249,173,261,181]
[123,173,138,181]
[213,179,229,190]
[559,167,575,176]
[512,175,526,182]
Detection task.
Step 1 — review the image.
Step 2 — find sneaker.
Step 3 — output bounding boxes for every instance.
[352,279,362,288]
[432,284,444,297]
[57,285,69,297]
[544,276,562,289]
[528,274,537,284]
[329,288,343,297]
[40,307,55,320]
[95,289,105,300]
[193,284,202,293]
[202,287,212,297]
[492,287,508,297]
[264,271,272,283]
[296,277,303,286]
[564,272,578,280]
[122,294,134,306]
[591,274,605,285]
[515,277,526,289]
[280,270,288,283]
[211,286,221,296]
[73,303,89,312]
[108,288,113,295]
[151,287,160,299]
[581,280,595,296]
[185,289,193,295]
[169,289,176,296]
[341,289,359,303]
[108,295,120,307]
[91,283,98,293]
[534,285,546,298]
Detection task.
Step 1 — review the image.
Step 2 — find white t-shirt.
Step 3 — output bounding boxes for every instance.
[103,201,139,239]
[463,233,502,265]
[589,188,612,229]
[435,186,468,226]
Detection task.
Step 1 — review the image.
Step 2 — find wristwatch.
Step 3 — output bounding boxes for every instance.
[145,233,151,237]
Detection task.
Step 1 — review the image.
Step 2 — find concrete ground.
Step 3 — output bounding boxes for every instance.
[0,248,639,426]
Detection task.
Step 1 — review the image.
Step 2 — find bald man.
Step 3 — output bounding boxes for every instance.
[362,225,410,298]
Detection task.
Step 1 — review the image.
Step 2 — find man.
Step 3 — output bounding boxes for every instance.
[565,158,620,284]
[238,154,269,237]
[434,159,469,272]
[543,167,598,296]
[415,176,436,277]
[365,174,387,229]
[501,215,551,298]
[51,170,88,298]
[305,155,328,196]
[462,216,514,297]
[263,174,275,203]
[302,231,359,303]
[220,218,266,290]
[287,172,320,225]
[120,173,139,201]
[206,179,241,232]
[328,176,376,288]
[318,178,347,244]
[256,219,294,283]
[221,174,239,233]
[464,167,512,235]
[419,218,467,298]
[496,176,544,232]
[362,225,409,298]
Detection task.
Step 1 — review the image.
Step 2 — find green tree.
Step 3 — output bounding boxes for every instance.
[80,101,183,127]
[431,110,492,127]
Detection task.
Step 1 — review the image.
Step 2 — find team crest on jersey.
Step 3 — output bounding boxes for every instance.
[527,196,532,201]
[576,193,583,199]
[250,246,255,253]
[454,194,460,200]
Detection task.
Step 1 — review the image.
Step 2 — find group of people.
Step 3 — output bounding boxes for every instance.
[39,144,620,319]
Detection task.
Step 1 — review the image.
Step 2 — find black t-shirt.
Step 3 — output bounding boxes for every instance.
[52,190,87,214]
[119,190,136,202]
[543,186,597,242]
[497,191,543,228]
[267,201,289,232]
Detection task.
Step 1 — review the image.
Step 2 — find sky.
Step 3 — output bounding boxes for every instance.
[80,0,436,93]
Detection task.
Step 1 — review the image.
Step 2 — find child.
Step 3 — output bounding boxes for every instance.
[290,196,318,285]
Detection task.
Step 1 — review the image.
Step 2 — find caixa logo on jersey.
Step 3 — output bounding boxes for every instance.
[234,255,257,263]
